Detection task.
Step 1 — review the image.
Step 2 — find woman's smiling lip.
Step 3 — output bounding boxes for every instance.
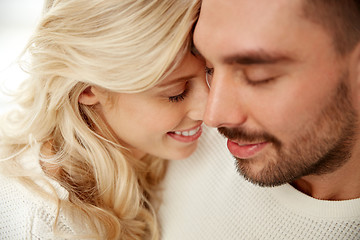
[227,139,268,159]
[167,124,203,143]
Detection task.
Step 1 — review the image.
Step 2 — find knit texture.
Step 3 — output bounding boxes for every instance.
[158,126,360,240]
[0,145,84,239]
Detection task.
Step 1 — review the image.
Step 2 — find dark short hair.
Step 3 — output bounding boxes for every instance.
[302,0,360,55]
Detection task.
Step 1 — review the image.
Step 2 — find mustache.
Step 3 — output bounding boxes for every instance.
[218,127,281,146]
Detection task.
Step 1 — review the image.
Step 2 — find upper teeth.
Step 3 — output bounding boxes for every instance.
[174,127,200,136]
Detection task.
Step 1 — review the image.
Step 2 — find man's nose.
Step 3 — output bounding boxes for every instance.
[204,70,247,128]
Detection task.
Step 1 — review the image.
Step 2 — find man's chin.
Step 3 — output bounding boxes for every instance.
[234,157,293,187]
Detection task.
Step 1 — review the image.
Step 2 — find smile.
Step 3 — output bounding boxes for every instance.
[174,126,201,136]
[167,125,203,143]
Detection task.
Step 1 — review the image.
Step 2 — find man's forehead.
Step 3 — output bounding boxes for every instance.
[195,0,304,34]
[194,0,305,59]
[193,0,236,58]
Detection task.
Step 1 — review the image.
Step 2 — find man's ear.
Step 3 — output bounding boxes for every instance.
[78,86,100,105]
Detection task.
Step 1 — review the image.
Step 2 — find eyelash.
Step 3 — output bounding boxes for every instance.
[205,66,214,76]
[245,77,275,86]
[205,66,275,87]
[168,84,189,103]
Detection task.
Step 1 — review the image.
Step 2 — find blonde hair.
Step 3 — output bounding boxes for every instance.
[0,0,200,239]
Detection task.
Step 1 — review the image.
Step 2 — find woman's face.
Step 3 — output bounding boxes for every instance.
[82,53,208,160]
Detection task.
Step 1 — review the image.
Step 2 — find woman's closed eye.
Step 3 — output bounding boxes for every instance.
[168,89,189,102]
[168,81,190,103]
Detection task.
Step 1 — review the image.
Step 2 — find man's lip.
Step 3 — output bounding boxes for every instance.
[227,139,268,159]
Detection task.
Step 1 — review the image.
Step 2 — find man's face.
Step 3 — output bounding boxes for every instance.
[194,0,358,186]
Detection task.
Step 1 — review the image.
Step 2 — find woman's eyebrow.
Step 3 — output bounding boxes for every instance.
[156,75,196,88]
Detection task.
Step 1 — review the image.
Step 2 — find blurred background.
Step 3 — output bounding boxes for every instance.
[0,0,44,113]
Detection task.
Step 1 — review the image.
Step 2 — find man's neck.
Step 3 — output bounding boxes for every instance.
[291,155,360,200]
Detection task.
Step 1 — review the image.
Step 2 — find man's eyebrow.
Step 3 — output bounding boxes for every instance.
[222,50,293,65]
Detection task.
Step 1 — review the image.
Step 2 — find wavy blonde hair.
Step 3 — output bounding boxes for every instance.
[0,0,200,239]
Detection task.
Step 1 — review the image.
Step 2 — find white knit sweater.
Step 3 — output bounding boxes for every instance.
[158,126,360,240]
[0,146,85,239]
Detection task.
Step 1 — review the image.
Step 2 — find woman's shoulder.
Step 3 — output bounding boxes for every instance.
[0,144,76,238]
[0,174,53,237]
[0,173,80,238]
